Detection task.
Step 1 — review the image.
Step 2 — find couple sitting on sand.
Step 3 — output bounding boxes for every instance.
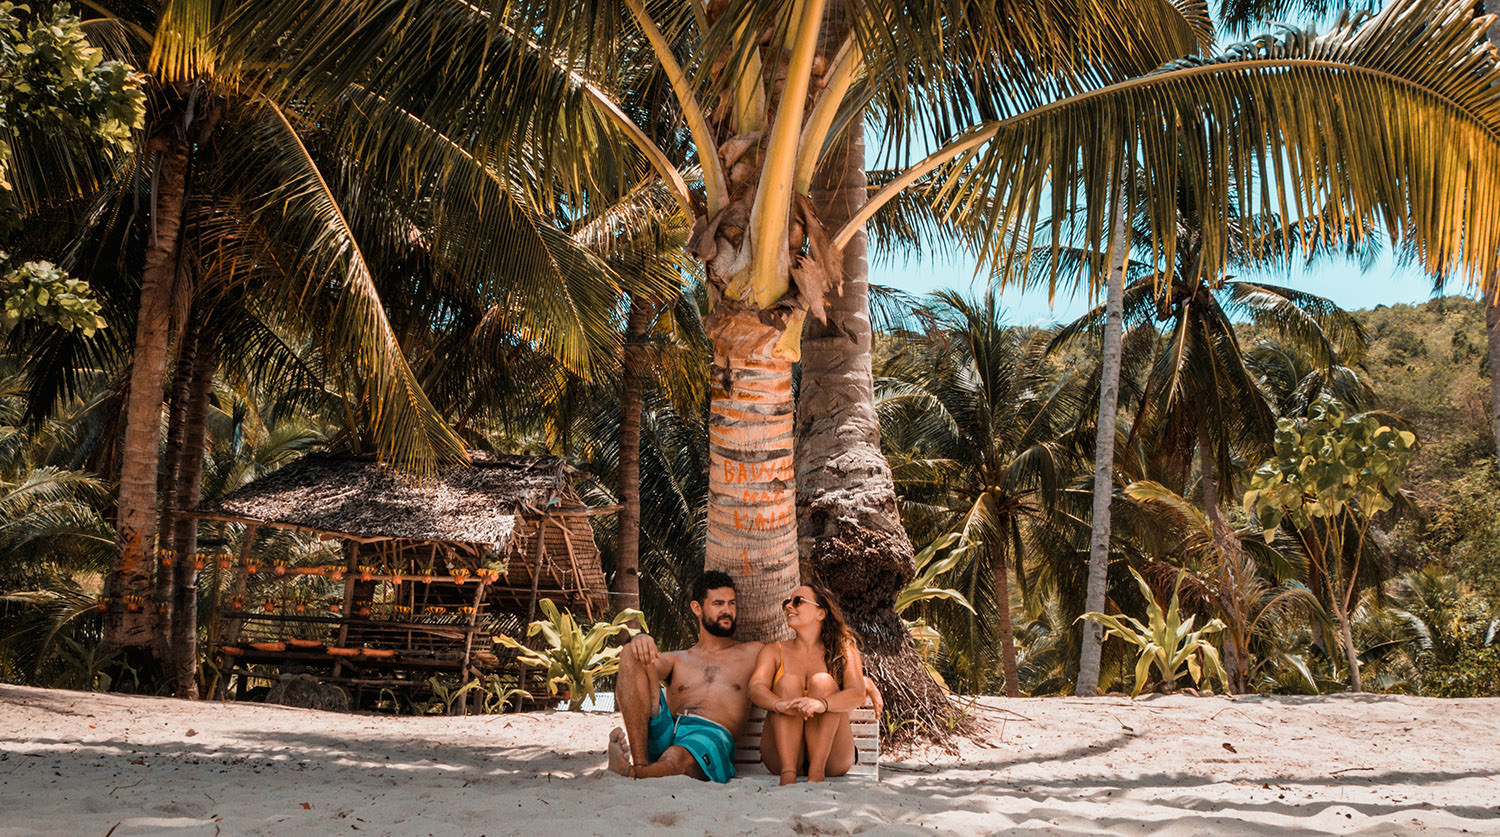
[607,571,882,785]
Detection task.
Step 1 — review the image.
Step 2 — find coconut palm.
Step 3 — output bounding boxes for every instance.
[235,0,1500,632]
[14,0,644,678]
[877,290,1089,694]
[1052,272,1368,517]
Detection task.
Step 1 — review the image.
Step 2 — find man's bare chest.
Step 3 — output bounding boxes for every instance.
[668,654,751,699]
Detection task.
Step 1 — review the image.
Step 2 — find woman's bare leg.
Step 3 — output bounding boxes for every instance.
[762,671,806,785]
[803,673,854,781]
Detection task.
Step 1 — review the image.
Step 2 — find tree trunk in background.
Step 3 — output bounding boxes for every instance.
[704,304,800,642]
[170,341,215,698]
[104,136,190,659]
[989,530,1021,697]
[796,112,950,728]
[1481,6,1500,471]
[1487,298,1499,470]
[615,296,655,615]
[1076,192,1130,697]
[1200,424,1247,692]
[154,331,198,659]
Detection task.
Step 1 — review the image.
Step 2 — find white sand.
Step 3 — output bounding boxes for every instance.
[2,683,1498,835]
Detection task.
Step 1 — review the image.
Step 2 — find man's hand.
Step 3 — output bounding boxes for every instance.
[626,633,660,667]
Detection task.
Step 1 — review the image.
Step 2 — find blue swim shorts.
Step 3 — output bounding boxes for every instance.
[646,686,736,783]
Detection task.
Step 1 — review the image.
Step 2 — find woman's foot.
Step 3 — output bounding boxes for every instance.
[779,769,798,787]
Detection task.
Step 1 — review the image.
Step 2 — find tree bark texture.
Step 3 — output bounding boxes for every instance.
[1487,297,1499,470]
[1076,191,1130,697]
[153,331,199,657]
[704,303,800,643]
[614,296,655,615]
[796,113,951,727]
[988,535,1021,697]
[105,136,190,655]
[170,341,215,699]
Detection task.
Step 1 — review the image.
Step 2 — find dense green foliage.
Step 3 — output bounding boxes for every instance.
[0,1,1496,707]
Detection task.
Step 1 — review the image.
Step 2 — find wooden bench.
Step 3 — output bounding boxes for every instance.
[733,706,880,781]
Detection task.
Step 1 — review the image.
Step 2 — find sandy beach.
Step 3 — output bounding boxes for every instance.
[2,683,1498,835]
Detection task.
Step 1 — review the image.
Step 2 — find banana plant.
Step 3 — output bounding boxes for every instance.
[495,599,646,711]
[1079,567,1229,698]
[895,532,977,690]
[895,532,977,615]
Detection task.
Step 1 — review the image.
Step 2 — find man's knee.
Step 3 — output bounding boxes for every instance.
[806,672,839,697]
[619,648,647,680]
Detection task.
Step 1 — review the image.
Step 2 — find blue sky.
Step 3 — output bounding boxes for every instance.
[868,250,1460,327]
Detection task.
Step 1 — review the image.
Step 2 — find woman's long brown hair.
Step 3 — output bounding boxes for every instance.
[807,582,854,688]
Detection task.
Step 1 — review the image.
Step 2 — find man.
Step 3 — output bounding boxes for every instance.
[607,570,760,782]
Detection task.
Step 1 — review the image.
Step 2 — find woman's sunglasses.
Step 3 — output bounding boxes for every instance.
[782,595,825,610]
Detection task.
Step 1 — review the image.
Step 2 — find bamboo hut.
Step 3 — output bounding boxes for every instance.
[189,452,610,708]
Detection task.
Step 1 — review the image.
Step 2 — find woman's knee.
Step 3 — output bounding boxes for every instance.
[806,672,839,698]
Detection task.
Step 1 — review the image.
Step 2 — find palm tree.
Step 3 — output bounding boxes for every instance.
[19,0,641,677]
[1051,183,1369,693]
[235,0,1500,724]
[878,290,1088,695]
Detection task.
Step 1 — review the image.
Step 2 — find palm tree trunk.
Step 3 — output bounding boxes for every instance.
[1076,191,1130,697]
[1487,296,1499,471]
[989,534,1021,697]
[170,340,215,699]
[703,303,799,642]
[1481,6,1500,473]
[796,106,950,728]
[615,296,655,614]
[1199,424,1247,692]
[104,135,190,658]
[154,332,198,657]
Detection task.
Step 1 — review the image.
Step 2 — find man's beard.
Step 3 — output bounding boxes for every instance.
[701,613,735,638]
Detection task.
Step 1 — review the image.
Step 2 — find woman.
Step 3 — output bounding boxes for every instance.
[748,583,866,785]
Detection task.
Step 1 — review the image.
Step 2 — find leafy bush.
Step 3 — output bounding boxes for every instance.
[495,599,644,711]
[1079,567,1229,697]
[2,259,106,335]
[1422,646,1500,697]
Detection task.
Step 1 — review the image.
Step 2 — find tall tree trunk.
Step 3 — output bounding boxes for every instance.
[796,110,949,727]
[154,332,198,659]
[1480,4,1500,471]
[104,135,190,659]
[615,296,655,615]
[1200,424,1247,693]
[989,531,1021,697]
[1076,192,1130,697]
[703,303,800,642]
[170,341,215,699]
[1333,594,1363,693]
[1487,297,1499,470]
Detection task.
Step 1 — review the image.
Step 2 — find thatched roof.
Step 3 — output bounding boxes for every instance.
[193,452,581,547]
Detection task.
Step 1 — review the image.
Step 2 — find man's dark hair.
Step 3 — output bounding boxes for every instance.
[690,570,735,604]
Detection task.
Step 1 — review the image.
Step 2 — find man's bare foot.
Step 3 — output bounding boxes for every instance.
[778,770,797,787]
[607,728,632,776]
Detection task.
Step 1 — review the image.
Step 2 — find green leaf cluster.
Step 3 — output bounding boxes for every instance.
[1,258,106,335]
[494,600,645,711]
[895,532,977,616]
[1244,400,1417,537]
[0,2,145,221]
[1078,568,1229,698]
